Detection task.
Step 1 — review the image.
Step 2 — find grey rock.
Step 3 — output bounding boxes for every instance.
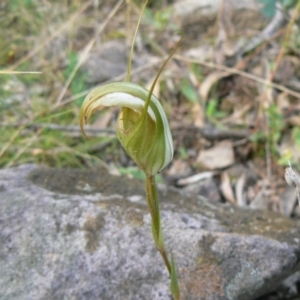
[82,40,127,84]
[1,165,300,300]
[172,0,265,29]
[183,178,222,203]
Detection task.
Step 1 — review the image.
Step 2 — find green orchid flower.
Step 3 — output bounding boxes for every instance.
[80,1,181,299]
[80,82,173,177]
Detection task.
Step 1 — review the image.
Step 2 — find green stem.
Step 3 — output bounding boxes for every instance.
[145,176,180,300]
[159,248,171,275]
[145,175,171,273]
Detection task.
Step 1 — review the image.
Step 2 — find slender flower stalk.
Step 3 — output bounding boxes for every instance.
[80,1,181,299]
[146,175,170,271]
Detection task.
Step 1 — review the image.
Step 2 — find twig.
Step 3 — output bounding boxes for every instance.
[0,71,42,74]
[265,135,272,180]
[172,124,249,141]
[1,123,116,137]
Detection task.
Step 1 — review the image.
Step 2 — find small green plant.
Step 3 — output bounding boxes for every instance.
[190,63,203,81]
[251,104,284,161]
[178,146,188,160]
[8,0,35,14]
[80,1,181,299]
[144,6,174,31]
[180,78,198,103]
[206,98,227,121]
[267,104,284,155]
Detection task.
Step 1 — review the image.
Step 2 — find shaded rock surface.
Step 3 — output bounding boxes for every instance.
[82,40,127,84]
[1,165,300,300]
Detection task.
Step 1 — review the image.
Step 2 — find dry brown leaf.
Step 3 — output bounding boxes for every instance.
[192,103,205,127]
[223,103,251,125]
[196,140,235,170]
[93,108,115,128]
[276,92,290,113]
[287,115,300,126]
[279,132,300,164]
[220,172,236,204]
[177,171,216,186]
[184,45,214,62]
[235,173,246,206]
[167,159,192,178]
[199,71,229,102]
